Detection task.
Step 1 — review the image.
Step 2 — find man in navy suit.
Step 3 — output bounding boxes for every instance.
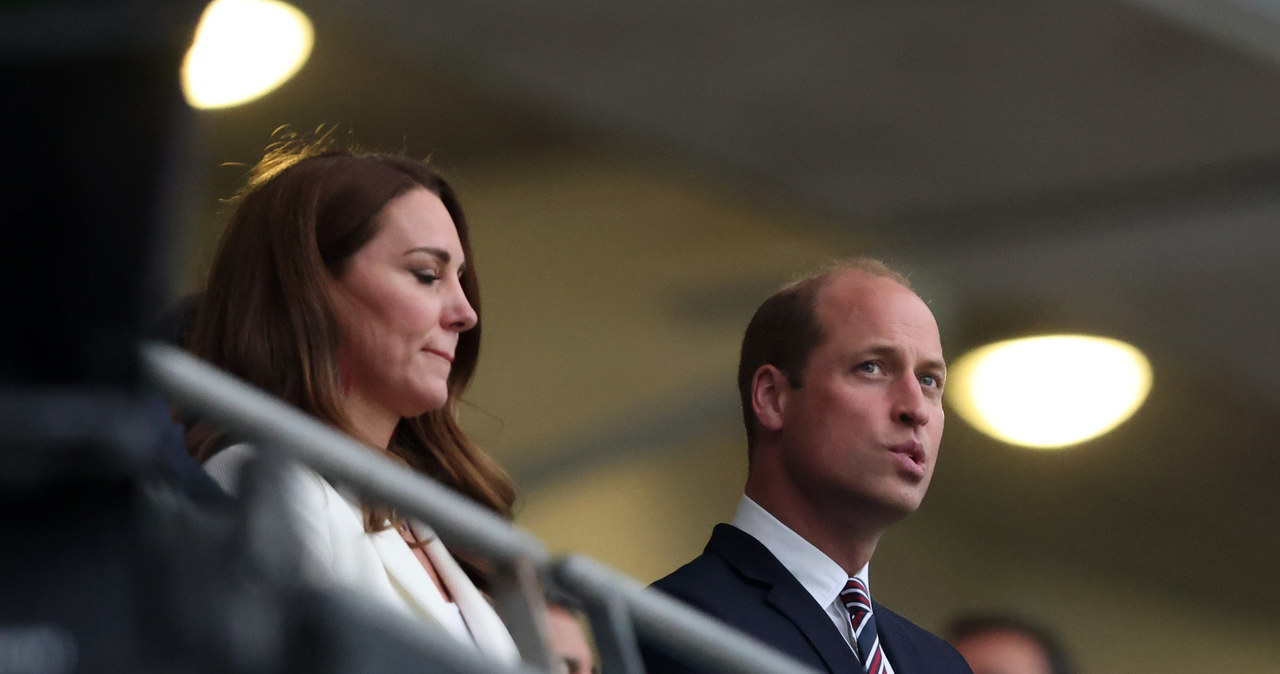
[646,259,971,674]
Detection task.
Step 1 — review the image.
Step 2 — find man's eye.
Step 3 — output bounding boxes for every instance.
[857,362,882,375]
[920,373,943,389]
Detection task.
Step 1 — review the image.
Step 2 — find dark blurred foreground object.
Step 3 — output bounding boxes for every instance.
[0,0,199,392]
[0,3,500,672]
[1,0,213,666]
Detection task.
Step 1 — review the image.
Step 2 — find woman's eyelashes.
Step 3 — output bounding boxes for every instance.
[413,270,440,285]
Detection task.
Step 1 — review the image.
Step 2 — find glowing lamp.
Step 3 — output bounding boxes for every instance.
[182,0,313,109]
[948,334,1152,448]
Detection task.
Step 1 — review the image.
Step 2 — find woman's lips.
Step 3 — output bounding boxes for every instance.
[424,348,454,363]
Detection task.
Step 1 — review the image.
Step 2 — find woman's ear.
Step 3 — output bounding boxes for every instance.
[751,365,790,433]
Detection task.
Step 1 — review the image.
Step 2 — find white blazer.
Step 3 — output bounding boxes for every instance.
[204,444,521,665]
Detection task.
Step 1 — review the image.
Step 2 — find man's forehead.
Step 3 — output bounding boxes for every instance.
[816,270,913,318]
[815,272,943,353]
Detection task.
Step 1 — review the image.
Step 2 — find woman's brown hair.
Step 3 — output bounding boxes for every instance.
[186,141,515,531]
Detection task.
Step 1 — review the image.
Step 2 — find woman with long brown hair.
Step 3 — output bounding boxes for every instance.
[186,140,519,663]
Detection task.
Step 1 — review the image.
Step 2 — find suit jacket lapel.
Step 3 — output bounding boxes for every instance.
[709,525,862,674]
[871,600,930,674]
[765,586,862,674]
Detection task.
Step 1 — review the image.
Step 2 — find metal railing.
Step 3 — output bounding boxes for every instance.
[143,342,820,674]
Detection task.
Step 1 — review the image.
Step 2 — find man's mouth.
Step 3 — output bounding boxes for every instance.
[888,441,925,467]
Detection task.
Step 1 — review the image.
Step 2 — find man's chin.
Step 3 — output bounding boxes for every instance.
[873,487,929,520]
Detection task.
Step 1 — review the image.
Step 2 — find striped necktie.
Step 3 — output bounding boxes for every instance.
[840,578,887,674]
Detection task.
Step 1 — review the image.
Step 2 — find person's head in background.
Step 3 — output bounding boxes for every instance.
[185,136,513,528]
[544,591,597,674]
[948,613,1072,674]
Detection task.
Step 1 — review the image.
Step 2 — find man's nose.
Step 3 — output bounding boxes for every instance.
[892,377,931,427]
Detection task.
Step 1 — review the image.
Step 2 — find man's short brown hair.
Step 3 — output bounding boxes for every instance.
[736,258,911,451]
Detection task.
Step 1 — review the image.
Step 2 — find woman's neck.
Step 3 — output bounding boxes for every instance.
[341,390,399,450]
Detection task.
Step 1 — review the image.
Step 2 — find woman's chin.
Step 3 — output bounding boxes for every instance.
[402,389,450,418]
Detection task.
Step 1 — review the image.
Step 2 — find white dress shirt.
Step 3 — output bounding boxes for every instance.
[731,495,895,673]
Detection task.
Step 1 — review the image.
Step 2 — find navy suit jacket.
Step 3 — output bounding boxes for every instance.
[643,524,972,674]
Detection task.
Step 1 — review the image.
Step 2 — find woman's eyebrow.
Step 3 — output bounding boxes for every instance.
[404,247,451,263]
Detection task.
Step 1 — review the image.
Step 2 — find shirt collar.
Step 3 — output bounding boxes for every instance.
[731,495,870,610]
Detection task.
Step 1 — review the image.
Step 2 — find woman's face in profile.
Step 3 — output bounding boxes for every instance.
[328,187,478,432]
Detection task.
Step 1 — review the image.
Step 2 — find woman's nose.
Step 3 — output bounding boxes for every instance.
[446,281,478,332]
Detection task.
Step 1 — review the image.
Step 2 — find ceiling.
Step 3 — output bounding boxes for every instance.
[185,0,1280,650]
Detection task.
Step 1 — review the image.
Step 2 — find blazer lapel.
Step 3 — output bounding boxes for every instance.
[322,487,519,664]
[709,525,862,674]
[365,525,461,633]
[324,485,454,632]
[416,523,521,665]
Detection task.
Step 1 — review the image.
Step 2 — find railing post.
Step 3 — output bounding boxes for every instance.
[579,591,646,674]
[489,556,557,671]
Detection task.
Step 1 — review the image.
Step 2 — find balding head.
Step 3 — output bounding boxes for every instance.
[737,258,912,453]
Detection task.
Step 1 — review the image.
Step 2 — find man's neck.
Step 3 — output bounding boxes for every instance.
[744,479,893,575]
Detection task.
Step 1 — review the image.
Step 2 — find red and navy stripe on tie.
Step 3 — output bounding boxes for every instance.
[840,578,887,674]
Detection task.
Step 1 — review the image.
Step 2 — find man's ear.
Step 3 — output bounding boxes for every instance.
[752,365,790,432]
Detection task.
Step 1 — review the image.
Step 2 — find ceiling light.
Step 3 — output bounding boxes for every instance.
[948,334,1152,449]
[181,0,313,110]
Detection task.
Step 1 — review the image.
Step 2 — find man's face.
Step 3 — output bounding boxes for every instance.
[773,272,946,520]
